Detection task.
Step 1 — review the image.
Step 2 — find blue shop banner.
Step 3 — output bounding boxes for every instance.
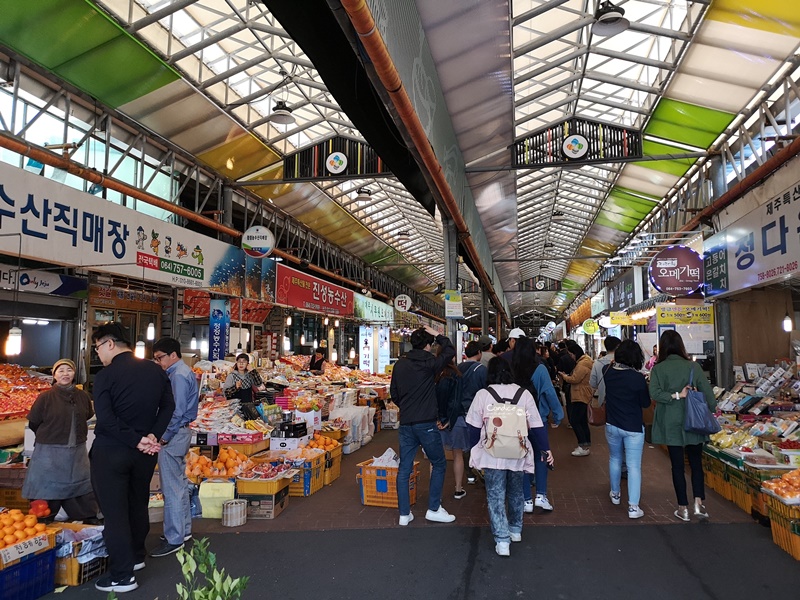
[209,299,231,361]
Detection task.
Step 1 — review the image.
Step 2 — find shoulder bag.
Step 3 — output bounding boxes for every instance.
[683,368,721,435]
[588,364,609,426]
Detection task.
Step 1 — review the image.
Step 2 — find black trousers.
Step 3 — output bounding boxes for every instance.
[91,445,157,579]
[667,444,704,506]
[46,492,98,522]
[569,402,591,446]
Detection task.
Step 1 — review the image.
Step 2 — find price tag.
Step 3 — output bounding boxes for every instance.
[0,533,49,565]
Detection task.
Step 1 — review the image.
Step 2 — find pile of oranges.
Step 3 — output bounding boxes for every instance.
[186,447,253,479]
[0,509,47,550]
[306,433,339,452]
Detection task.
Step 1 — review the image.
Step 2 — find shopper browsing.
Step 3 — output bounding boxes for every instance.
[466,357,553,556]
[457,341,487,485]
[389,326,456,526]
[510,338,561,513]
[434,349,467,499]
[23,358,99,523]
[150,337,200,558]
[649,330,716,522]
[559,341,594,456]
[90,322,175,594]
[603,340,651,519]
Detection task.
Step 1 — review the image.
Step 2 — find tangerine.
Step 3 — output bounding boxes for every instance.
[13,521,26,531]
[2,534,15,545]
[24,515,37,528]
[34,523,46,532]
[225,458,235,469]
[3,525,15,536]
[10,512,24,522]
[23,527,36,537]
[13,529,26,541]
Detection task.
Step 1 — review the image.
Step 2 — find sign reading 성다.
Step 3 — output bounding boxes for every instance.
[649,245,704,295]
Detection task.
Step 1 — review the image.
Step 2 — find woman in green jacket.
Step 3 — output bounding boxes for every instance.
[649,330,716,522]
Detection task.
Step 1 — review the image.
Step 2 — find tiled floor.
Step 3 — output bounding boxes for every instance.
[192,423,751,536]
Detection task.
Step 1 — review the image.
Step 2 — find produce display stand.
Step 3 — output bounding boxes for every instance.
[0,549,56,600]
[762,490,800,560]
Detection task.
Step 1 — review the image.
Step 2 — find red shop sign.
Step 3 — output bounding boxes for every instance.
[183,289,272,324]
[649,245,704,296]
[275,264,353,315]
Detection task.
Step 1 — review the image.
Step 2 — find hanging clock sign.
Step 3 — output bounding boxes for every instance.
[562,134,589,159]
[325,151,348,174]
[241,226,275,258]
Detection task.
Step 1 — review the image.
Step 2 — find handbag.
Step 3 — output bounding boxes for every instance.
[683,368,721,435]
[588,363,609,426]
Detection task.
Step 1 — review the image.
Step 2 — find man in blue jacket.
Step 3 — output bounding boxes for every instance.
[390,326,456,526]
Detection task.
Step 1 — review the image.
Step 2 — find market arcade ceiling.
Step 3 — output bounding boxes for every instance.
[0,0,798,322]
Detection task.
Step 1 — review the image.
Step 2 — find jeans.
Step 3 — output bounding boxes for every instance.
[522,435,547,501]
[483,468,524,544]
[91,445,157,580]
[398,422,446,515]
[569,402,591,446]
[158,427,192,545]
[605,424,645,505]
[667,444,704,505]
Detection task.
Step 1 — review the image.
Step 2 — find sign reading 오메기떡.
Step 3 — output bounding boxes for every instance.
[656,304,714,325]
[649,246,704,296]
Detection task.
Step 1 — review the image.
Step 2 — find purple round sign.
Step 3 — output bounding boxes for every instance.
[649,245,704,295]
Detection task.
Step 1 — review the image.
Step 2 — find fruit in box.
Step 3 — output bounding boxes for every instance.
[306,432,339,452]
[186,446,253,479]
[0,509,45,548]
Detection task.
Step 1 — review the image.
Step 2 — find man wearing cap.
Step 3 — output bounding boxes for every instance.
[478,335,495,368]
[90,322,175,594]
[390,325,457,526]
[499,328,526,363]
[458,341,487,485]
[150,337,199,558]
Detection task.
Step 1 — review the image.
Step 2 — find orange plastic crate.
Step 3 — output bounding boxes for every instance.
[356,460,418,508]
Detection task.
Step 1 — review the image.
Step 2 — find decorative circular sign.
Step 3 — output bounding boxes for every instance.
[325,151,348,174]
[562,134,589,159]
[394,294,413,312]
[545,321,556,333]
[649,245,704,295]
[535,280,546,290]
[598,315,613,329]
[582,318,599,335]
[241,226,275,258]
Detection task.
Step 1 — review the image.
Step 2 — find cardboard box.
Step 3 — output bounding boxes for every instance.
[150,470,160,492]
[269,434,310,451]
[191,432,218,446]
[217,432,263,444]
[239,486,289,519]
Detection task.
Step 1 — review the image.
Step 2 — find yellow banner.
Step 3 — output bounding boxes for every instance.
[656,304,714,325]
[609,311,648,326]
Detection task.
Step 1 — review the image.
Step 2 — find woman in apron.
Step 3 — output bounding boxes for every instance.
[22,358,98,522]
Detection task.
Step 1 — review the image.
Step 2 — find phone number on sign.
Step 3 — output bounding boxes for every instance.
[757,261,799,281]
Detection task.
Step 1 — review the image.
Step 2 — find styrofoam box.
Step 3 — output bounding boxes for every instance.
[269,434,311,451]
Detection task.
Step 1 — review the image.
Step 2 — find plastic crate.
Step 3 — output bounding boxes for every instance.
[0,549,56,600]
[54,523,108,586]
[768,510,800,561]
[323,453,342,486]
[0,487,29,511]
[762,490,800,520]
[1,528,59,570]
[726,466,752,514]
[702,453,731,501]
[356,460,418,508]
[743,464,789,521]
[289,455,324,497]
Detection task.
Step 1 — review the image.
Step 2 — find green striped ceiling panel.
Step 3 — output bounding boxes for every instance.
[594,212,641,233]
[637,140,701,177]
[646,98,735,149]
[0,0,178,108]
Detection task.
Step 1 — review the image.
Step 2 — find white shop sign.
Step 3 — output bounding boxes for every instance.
[716,179,800,293]
[0,162,253,291]
[0,533,49,566]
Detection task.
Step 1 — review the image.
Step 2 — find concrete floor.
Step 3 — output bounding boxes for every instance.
[46,425,800,599]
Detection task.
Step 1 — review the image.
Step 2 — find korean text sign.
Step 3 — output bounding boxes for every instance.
[274,264,353,315]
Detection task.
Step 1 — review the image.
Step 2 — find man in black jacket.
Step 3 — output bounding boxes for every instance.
[90,322,175,594]
[390,326,456,526]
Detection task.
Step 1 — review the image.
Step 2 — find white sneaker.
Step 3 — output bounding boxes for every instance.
[425,507,456,523]
[133,562,145,572]
[523,500,534,513]
[571,447,590,457]
[535,494,553,511]
[398,512,414,526]
[510,532,522,543]
[609,491,621,505]
[628,505,644,519]
[495,542,510,556]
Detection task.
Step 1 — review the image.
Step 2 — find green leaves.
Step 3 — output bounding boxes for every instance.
[172,538,249,600]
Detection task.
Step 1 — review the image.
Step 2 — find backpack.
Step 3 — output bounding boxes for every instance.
[482,387,530,460]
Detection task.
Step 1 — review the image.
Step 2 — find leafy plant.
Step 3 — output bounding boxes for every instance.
[176,538,249,600]
[105,538,248,600]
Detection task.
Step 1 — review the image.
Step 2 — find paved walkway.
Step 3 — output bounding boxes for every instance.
[47,425,800,599]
